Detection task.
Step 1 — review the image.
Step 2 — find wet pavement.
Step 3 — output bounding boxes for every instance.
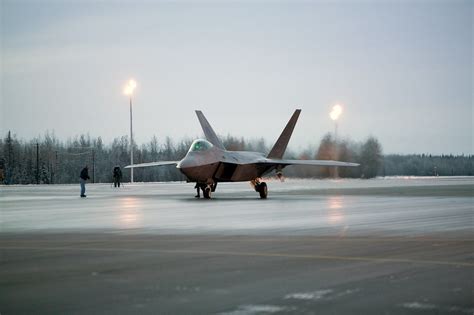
[1,177,473,314]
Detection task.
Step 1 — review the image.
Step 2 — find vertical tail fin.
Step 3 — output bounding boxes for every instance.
[195,110,226,150]
[267,109,301,159]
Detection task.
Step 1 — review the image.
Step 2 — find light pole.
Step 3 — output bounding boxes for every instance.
[124,79,137,183]
[329,104,343,178]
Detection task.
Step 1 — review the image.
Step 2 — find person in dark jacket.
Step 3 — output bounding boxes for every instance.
[80,165,90,197]
[113,166,122,188]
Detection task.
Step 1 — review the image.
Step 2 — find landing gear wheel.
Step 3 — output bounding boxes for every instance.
[257,182,267,199]
[203,186,212,199]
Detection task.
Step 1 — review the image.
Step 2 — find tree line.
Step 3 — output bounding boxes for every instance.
[0,131,471,185]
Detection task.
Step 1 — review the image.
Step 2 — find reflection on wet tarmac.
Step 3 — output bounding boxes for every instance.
[326,196,348,237]
[327,196,344,224]
[117,197,143,229]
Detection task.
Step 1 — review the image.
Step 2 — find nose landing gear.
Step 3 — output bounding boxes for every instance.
[195,182,217,199]
[203,185,212,199]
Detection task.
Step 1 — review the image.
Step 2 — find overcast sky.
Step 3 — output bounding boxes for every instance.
[1,0,472,154]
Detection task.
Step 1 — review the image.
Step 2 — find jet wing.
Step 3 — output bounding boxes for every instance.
[124,161,179,169]
[259,159,359,167]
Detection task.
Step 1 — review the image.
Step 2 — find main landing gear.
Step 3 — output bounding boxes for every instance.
[195,182,217,199]
[251,178,268,199]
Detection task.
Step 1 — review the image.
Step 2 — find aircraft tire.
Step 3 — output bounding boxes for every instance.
[254,183,260,192]
[258,182,268,199]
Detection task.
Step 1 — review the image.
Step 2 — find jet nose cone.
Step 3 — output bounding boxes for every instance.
[177,157,192,169]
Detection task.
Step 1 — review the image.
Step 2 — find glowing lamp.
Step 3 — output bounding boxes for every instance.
[123,79,137,96]
[330,104,343,121]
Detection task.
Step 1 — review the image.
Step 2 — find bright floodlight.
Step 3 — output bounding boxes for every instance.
[330,104,343,121]
[123,79,137,96]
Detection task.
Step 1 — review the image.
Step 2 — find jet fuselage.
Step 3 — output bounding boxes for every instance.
[177,141,275,183]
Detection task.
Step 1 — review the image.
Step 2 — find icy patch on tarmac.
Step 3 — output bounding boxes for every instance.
[400,302,473,314]
[285,289,333,300]
[219,304,294,314]
[284,288,360,301]
[1,178,472,236]
[401,302,437,310]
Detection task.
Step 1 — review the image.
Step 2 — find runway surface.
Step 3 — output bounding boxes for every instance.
[1,177,473,314]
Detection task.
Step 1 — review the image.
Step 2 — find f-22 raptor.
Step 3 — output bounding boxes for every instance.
[125,110,358,199]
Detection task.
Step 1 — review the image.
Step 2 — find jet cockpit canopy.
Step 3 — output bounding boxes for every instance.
[189,139,214,152]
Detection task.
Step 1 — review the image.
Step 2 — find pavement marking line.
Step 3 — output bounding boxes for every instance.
[1,246,473,268]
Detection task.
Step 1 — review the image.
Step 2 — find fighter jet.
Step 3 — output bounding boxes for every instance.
[125,109,358,199]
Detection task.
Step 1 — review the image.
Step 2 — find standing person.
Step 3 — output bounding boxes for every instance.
[80,165,90,197]
[113,166,122,188]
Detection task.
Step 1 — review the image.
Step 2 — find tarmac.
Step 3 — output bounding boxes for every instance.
[1,177,473,314]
